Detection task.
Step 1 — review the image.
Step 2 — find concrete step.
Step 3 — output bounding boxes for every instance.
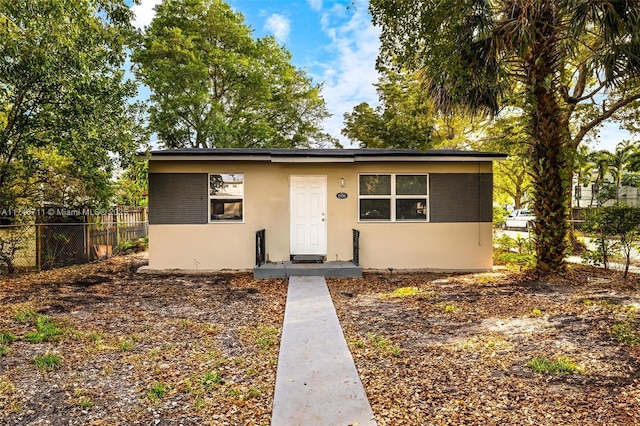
[291,255,324,264]
[254,261,362,279]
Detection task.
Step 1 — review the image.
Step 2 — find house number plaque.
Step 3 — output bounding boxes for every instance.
[336,192,348,199]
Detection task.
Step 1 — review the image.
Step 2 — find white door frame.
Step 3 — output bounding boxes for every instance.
[289,175,327,256]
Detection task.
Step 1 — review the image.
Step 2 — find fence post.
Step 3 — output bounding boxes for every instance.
[36,224,41,271]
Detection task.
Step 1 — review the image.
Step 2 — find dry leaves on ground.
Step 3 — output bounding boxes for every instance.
[329,267,640,425]
[1,257,639,425]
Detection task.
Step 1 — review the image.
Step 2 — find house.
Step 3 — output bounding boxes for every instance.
[572,174,640,208]
[146,148,506,275]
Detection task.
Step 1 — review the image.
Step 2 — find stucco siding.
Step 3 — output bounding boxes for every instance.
[147,160,495,271]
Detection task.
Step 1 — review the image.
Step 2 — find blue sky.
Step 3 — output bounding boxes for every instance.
[131,0,380,148]
[130,0,631,152]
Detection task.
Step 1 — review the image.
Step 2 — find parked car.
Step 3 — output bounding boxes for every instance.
[501,209,535,230]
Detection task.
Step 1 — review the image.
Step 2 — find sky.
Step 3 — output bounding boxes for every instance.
[130,0,380,148]
[129,0,632,152]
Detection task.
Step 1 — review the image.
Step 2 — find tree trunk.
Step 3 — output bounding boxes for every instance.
[529,87,570,275]
[527,3,569,275]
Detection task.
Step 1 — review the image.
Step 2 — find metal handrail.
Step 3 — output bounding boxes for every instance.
[255,229,266,266]
[352,229,360,266]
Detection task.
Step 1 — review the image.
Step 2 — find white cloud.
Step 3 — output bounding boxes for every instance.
[315,1,381,147]
[307,0,322,12]
[265,14,291,42]
[131,0,162,29]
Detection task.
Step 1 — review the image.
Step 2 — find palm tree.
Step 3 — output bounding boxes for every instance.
[370,0,640,275]
[589,141,636,205]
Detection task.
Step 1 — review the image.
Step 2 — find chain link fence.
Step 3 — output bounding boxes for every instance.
[0,208,148,275]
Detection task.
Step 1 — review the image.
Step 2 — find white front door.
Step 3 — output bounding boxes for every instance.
[290,175,327,255]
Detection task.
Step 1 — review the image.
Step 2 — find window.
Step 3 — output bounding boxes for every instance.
[209,173,244,222]
[359,174,428,222]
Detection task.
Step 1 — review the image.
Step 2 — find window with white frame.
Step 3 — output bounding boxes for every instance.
[359,174,428,221]
[209,173,244,222]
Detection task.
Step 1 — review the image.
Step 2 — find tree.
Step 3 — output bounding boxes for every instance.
[133,0,333,149]
[476,115,533,210]
[113,159,149,207]
[342,68,481,149]
[0,0,146,212]
[370,0,640,275]
[342,69,434,149]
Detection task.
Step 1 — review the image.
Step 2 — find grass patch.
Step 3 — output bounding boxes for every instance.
[76,397,93,408]
[0,331,15,356]
[526,356,583,375]
[380,286,421,299]
[0,376,20,412]
[365,333,402,357]
[70,388,94,408]
[244,325,279,350]
[612,320,640,346]
[0,331,15,345]
[147,382,168,401]
[224,386,262,400]
[13,305,38,323]
[202,371,223,391]
[24,316,63,343]
[34,352,62,371]
[118,338,135,352]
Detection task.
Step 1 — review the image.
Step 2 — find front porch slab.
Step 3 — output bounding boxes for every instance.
[254,261,362,279]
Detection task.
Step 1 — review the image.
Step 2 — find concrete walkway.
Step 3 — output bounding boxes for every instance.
[271,276,376,426]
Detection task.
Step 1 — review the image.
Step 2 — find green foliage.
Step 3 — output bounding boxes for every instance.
[0,328,14,357]
[583,206,640,277]
[0,332,15,345]
[342,69,435,149]
[133,0,332,149]
[0,226,32,275]
[493,206,508,229]
[202,371,223,392]
[118,339,135,352]
[24,316,63,343]
[147,382,168,400]
[369,0,640,275]
[113,159,148,207]
[33,352,62,371]
[365,333,402,357]
[380,286,421,299]
[115,237,148,255]
[252,326,279,350]
[612,320,640,346]
[0,0,147,211]
[76,397,93,408]
[526,356,583,375]
[494,233,535,269]
[13,306,38,323]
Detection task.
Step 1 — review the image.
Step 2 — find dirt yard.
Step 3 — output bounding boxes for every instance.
[1,255,639,425]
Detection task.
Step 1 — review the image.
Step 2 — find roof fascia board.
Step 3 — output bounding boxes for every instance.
[270,157,355,163]
[354,155,506,162]
[149,155,272,162]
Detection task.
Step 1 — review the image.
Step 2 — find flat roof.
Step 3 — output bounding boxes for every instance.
[144,148,506,163]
